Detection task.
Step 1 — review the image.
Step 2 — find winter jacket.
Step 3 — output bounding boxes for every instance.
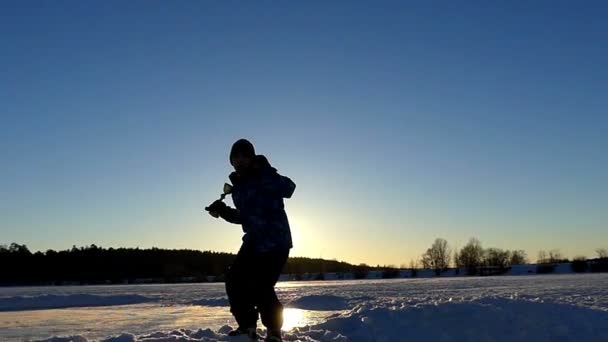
[220,155,295,252]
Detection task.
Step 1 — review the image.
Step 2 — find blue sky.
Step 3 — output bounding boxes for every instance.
[1,1,607,265]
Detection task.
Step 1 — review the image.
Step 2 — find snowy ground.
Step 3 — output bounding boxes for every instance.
[2,274,608,341]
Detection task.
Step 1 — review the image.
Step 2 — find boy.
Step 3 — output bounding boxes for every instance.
[206,139,295,341]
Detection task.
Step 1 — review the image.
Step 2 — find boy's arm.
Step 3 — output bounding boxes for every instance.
[207,200,241,224]
[263,172,296,199]
[220,206,242,224]
[278,174,296,198]
[255,155,296,198]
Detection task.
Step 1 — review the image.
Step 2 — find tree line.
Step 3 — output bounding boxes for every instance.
[417,238,608,276]
[3,241,607,285]
[0,243,371,286]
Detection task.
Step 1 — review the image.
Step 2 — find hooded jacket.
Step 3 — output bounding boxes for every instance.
[220,155,295,252]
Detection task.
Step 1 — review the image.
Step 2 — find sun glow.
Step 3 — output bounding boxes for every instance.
[282,308,307,331]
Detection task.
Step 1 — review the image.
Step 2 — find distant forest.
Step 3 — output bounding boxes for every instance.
[0,243,373,286]
[3,241,608,286]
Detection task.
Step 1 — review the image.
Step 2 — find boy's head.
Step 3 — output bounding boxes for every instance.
[230,139,256,173]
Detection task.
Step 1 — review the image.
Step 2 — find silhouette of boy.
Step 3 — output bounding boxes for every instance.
[206,139,295,341]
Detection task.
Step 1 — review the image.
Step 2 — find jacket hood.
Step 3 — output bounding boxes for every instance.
[229,154,276,184]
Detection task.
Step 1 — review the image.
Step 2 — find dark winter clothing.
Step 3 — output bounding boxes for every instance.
[215,150,295,335]
[225,244,289,331]
[219,155,295,253]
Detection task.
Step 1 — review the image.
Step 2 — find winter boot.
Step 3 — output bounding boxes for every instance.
[264,329,282,342]
[228,326,258,339]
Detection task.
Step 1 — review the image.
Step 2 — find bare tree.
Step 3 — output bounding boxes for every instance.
[596,248,608,259]
[420,255,429,269]
[456,238,484,275]
[538,249,566,264]
[548,249,565,263]
[537,250,548,264]
[484,248,510,268]
[453,248,461,268]
[408,259,419,277]
[422,238,451,276]
[509,250,528,265]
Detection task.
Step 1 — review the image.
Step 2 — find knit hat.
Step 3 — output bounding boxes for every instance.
[229,139,256,165]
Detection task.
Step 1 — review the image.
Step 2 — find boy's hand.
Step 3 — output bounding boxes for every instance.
[205,200,227,218]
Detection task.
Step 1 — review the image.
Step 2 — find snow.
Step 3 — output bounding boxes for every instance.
[33,298,608,341]
[3,274,608,341]
[298,297,608,341]
[287,295,350,311]
[0,294,156,312]
[189,298,229,307]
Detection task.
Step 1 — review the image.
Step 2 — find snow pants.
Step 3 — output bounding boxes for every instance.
[225,245,290,331]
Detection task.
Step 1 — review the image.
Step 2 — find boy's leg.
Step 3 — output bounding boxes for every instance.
[255,249,290,333]
[225,246,258,329]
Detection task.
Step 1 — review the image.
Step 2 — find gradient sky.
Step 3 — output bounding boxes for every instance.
[1,1,607,266]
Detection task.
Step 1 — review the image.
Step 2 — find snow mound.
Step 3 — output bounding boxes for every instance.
[0,294,156,312]
[287,295,351,310]
[304,298,608,341]
[33,298,608,341]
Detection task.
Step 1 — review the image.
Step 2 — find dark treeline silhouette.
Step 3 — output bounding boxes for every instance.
[0,243,372,286]
[4,241,607,285]
[417,238,530,276]
[418,238,608,276]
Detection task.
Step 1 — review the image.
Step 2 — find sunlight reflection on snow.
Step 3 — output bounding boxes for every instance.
[281,308,306,331]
